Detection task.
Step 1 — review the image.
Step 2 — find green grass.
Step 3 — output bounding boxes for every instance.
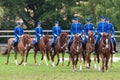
[0,52,120,80]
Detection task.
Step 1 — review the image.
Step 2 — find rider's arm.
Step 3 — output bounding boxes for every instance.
[52,27,57,37]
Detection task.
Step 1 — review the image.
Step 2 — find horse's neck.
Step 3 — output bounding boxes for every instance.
[73,40,79,48]
[20,39,26,47]
[40,38,45,45]
[57,37,61,47]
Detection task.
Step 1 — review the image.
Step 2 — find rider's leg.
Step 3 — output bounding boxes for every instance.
[112,37,117,52]
[68,36,73,51]
[95,35,101,54]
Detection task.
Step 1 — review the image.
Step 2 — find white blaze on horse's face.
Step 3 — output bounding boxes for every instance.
[106,39,108,48]
[77,46,79,52]
[90,38,91,42]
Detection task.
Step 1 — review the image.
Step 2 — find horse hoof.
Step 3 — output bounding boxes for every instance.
[73,69,76,72]
[5,63,8,65]
[22,63,26,66]
[106,70,108,72]
[52,62,55,67]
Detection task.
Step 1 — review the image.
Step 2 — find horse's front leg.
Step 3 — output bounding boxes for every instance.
[72,55,75,72]
[67,55,71,66]
[79,53,82,71]
[6,47,12,65]
[34,50,37,65]
[46,50,50,61]
[19,51,24,65]
[40,51,48,66]
[110,54,113,69]
[51,51,56,67]
[94,54,97,69]
[14,50,18,66]
[62,52,65,66]
[25,47,31,64]
[56,52,60,66]
[101,55,105,72]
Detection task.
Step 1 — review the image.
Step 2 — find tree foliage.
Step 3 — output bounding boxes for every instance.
[0,0,120,30]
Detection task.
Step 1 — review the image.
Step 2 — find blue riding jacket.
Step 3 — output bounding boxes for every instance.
[107,23,116,43]
[97,22,108,35]
[35,27,44,43]
[69,22,82,43]
[96,21,108,44]
[52,26,62,43]
[107,23,114,36]
[84,23,95,36]
[70,23,82,35]
[14,26,24,42]
[84,23,95,43]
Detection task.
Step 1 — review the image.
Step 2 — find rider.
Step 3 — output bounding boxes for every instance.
[95,16,108,54]
[84,18,96,48]
[68,16,82,51]
[12,21,24,47]
[106,18,117,53]
[51,20,62,48]
[32,22,44,46]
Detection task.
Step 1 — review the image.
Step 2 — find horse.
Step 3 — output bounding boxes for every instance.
[51,32,68,67]
[6,34,31,66]
[98,32,111,72]
[69,34,83,72]
[85,30,95,68]
[34,34,50,66]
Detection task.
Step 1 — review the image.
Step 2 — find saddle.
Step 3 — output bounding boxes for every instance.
[12,40,19,47]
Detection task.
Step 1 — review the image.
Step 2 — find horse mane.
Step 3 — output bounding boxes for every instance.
[59,32,68,45]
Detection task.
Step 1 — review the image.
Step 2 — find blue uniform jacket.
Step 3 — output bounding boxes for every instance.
[107,23,114,35]
[70,23,82,35]
[14,26,24,38]
[97,22,108,35]
[52,26,61,37]
[35,27,44,39]
[84,23,94,36]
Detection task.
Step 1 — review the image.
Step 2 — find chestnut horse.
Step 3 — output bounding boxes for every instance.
[34,35,50,66]
[98,33,111,72]
[6,34,31,66]
[85,31,95,68]
[51,32,68,67]
[69,34,83,72]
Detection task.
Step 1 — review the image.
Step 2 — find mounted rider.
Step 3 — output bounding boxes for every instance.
[51,20,62,48]
[68,16,82,51]
[106,18,117,53]
[12,21,24,47]
[32,22,44,46]
[83,18,96,50]
[95,16,108,54]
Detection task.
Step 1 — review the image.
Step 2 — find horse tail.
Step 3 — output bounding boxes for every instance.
[2,47,8,55]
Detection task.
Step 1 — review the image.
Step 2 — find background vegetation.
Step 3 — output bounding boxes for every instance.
[0,0,120,30]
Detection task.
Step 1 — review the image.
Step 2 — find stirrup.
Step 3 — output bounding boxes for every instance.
[112,51,115,54]
[50,48,52,51]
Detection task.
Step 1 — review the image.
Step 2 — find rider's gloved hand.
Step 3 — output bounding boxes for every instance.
[39,34,41,36]
[111,35,114,38]
[54,34,57,37]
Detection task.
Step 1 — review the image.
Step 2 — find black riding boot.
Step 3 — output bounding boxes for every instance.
[95,43,98,54]
[113,41,118,52]
[68,42,72,51]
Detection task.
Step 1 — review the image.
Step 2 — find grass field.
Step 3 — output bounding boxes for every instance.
[0,52,120,80]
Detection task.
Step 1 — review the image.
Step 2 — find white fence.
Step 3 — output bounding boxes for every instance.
[0,30,120,38]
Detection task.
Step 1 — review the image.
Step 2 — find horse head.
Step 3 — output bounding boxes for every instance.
[59,32,68,45]
[74,33,81,45]
[101,32,110,51]
[88,31,95,43]
[43,34,50,45]
[21,34,31,44]
[59,32,68,49]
